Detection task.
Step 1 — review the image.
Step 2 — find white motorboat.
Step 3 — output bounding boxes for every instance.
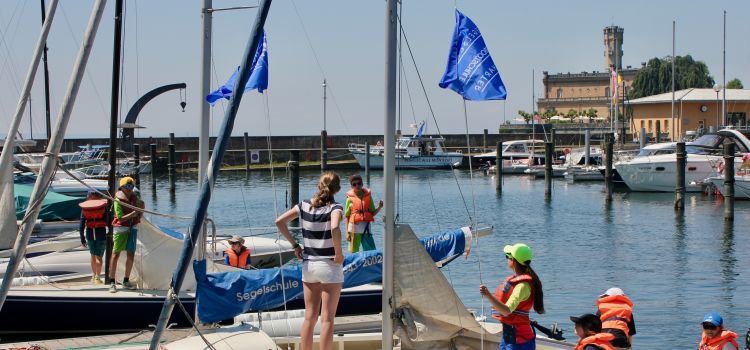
[474,139,546,171]
[616,129,750,192]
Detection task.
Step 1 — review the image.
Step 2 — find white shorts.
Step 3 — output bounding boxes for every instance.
[302,259,343,284]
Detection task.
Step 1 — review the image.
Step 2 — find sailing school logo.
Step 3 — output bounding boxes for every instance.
[236,279,299,302]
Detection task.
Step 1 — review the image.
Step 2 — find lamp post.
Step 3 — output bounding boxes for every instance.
[713,83,722,129]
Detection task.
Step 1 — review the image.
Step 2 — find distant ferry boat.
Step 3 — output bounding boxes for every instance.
[348,135,463,169]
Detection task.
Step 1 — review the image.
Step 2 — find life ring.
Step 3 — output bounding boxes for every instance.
[717,159,725,174]
[563,148,571,155]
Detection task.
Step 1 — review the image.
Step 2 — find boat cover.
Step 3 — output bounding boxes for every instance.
[14,184,83,221]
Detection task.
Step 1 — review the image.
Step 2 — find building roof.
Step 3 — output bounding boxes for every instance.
[627,88,750,104]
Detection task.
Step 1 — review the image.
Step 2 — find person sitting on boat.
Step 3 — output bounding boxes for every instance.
[479,243,545,350]
[344,174,382,253]
[699,311,739,350]
[275,171,344,350]
[596,287,636,350]
[224,235,250,269]
[78,190,108,284]
[570,313,616,350]
[108,176,140,293]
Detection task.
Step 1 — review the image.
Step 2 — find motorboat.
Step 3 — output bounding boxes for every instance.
[474,139,546,173]
[705,155,750,199]
[616,128,750,192]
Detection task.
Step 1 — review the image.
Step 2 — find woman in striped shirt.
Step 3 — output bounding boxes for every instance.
[276,171,344,350]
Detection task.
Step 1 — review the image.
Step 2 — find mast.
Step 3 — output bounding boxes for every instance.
[40,0,53,143]
[722,10,726,126]
[0,0,107,310]
[382,0,397,348]
[671,21,675,141]
[200,0,211,188]
[0,0,58,252]
[105,0,124,283]
[148,1,272,347]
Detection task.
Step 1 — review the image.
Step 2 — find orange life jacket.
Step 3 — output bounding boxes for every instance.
[700,330,739,350]
[226,248,250,269]
[346,188,374,223]
[576,333,615,350]
[112,191,136,227]
[492,274,534,326]
[79,199,107,229]
[596,294,633,335]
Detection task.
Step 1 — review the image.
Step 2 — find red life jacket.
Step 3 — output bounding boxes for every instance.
[346,189,374,223]
[226,248,250,269]
[112,191,136,227]
[700,330,739,350]
[576,333,615,350]
[79,199,107,229]
[492,274,534,326]
[596,294,634,335]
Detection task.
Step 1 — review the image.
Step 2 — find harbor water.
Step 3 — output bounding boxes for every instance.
[141,169,749,349]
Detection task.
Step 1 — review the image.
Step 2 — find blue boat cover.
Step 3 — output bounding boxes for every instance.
[194,227,467,323]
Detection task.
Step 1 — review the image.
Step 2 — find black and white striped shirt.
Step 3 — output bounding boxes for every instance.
[296,200,343,260]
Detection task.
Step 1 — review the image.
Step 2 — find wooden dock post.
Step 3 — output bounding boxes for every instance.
[320,130,328,171]
[149,143,157,191]
[724,142,735,221]
[495,141,502,194]
[584,129,591,166]
[133,143,140,188]
[365,142,371,187]
[168,133,175,192]
[289,150,300,226]
[604,133,614,202]
[243,132,250,173]
[674,142,686,210]
[544,142,553,198]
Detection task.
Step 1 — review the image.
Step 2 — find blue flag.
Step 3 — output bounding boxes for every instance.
[438,10,506,101]
[206,31,269,105]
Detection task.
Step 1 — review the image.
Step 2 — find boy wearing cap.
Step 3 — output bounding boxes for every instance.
[224,235,251,269]
[596,287,636,349]
[108,177,140,293]
[479,243,545,350]
[570,313,615,350]
[78,191,108,284]
[699,311,739,350]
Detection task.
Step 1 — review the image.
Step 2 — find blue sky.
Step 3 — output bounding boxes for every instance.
[1,0,748,138]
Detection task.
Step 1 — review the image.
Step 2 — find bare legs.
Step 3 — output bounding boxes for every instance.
[301,282,342,350]
[108,251,135,282]
[90,255,102,278]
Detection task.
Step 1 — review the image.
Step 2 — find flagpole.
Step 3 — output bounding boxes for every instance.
[722,10,726,126]
[671,20,675,141]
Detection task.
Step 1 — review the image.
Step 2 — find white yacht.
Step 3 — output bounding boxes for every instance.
[474,139,546,174]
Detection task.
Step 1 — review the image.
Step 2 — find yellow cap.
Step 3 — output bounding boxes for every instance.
[119,176,135,188]
[503,243,532,265]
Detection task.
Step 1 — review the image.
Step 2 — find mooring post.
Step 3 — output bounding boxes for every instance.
[674,142,686,210]
[168,133,175,192]
[243,132,250,173]
[289,149,300,226]
[320,130,328,171]
[584,129,591,166]
[495,141,502,194]
[483,128,488,151]
[639,127,647,149]
[544,142,553,198]
[149,143,157,191]
[365,141,371,187]
[604,133,614,202]
[133,143,141,188]
[724,142,735,221]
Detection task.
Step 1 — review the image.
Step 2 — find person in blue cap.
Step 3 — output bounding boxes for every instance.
[699,311,739,350]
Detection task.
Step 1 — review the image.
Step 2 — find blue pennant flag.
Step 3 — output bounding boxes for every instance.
[206,31,269,105]
[438,10,506,101]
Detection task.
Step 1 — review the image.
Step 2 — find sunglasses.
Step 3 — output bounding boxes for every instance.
[123,183,134,190]
[505,253,513,260]
[702,323,718,330]
[351,182,363,187]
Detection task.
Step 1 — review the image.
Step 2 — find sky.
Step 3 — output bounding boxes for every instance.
[1,0,748,139]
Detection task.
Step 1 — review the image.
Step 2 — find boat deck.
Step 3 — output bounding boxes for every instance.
[0,329,196,349]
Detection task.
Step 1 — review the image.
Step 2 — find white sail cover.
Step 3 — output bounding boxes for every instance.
[0,165,16,250]
[393,224,486,349]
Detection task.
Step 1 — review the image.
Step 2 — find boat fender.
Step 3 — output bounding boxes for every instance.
[717,159,725,174]
[563,148,571,155]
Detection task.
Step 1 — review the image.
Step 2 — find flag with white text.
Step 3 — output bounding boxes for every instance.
[206,31,268,105]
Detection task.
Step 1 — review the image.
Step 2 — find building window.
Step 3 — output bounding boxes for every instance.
[663,120,669,134]
[640,120,644,129]
[648,120,652,132]
[556,88,563,98]
[605,87,610,97]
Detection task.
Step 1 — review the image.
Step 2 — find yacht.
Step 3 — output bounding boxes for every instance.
[474,139,546,174]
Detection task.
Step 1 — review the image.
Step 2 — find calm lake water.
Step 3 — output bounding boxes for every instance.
[140,169,749,349]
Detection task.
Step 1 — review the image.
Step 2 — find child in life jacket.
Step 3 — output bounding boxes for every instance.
[78,190,108,284]
[699,311,739,350]
[224,235,250,269]
[570,313,615,350]
[344,174,382,253]
[596,287,636,349]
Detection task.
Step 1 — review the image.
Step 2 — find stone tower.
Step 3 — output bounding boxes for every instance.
[603,26,623,71]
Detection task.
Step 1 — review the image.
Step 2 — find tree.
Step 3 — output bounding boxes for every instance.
[518,110,532,124]
[727,78,744,89]
[566,109,578,118]
[629,55,714,99]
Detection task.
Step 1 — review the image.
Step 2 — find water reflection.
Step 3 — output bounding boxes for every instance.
[720,221,736,307]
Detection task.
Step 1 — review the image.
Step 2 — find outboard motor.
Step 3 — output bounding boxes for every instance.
[531,320,565,341]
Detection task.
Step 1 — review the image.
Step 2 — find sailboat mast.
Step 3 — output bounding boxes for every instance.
[148,1,272,348]
[382,0,397,348]
[105,0,124,281]
[40,0,53,142]
[671,21,675,141]
[0,0,107,310]
[722,10,726,126]
[199,0,211,189]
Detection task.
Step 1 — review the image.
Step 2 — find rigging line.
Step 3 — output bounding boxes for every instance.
[118,0,127,125]
[133,0,140,98]
[398,49,418,125]
[0,0,26,94]
[462,100,478,227]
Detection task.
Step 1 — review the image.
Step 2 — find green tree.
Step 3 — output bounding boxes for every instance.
[518,110,532,124]
[629,55,714,99]
[727,78,744,89]
[566,109,578,118]
[586,108,598,119]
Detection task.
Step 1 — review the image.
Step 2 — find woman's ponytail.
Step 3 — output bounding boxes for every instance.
[311,171,341,207]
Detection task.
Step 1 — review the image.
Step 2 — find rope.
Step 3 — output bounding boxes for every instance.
[175,296,218,350]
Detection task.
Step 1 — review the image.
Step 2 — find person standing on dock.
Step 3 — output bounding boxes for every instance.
[570,313,616,350]
[699,311,739,350]
[78,190,108,284]
[596,287,636,350]
[108,177,140,293]
[480,243,545,350]
[276,171,344,350]
[344,174,382,253]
